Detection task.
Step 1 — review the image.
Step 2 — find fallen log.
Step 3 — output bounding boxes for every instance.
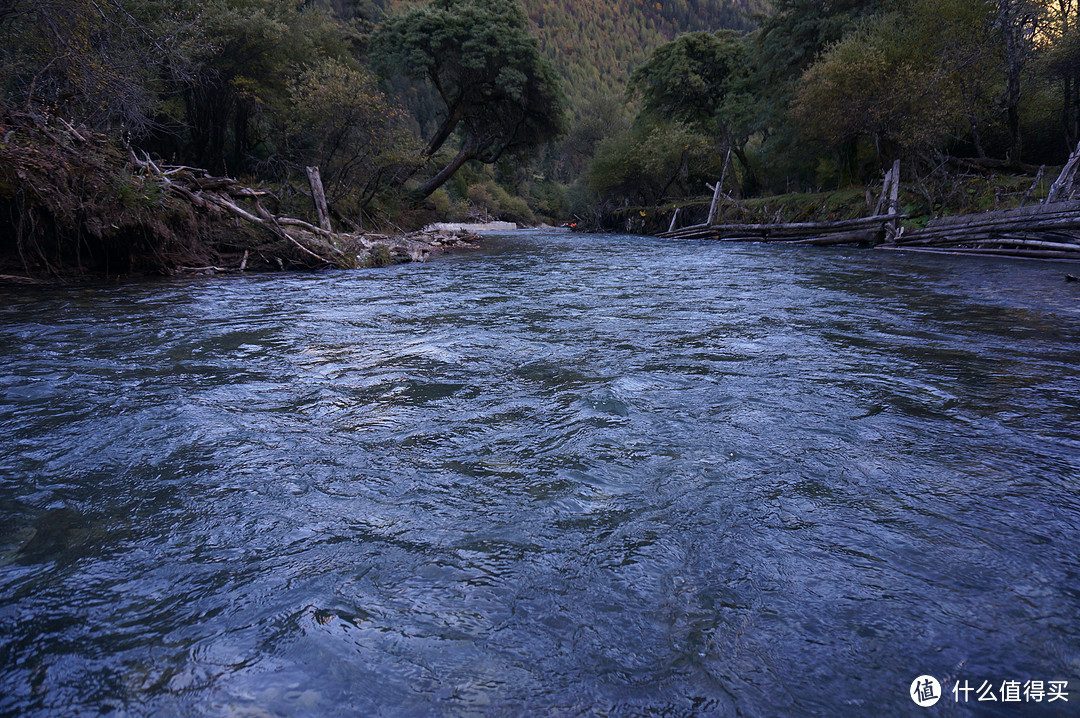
[195,177,239,191]
[877,246,1080,260]
[900,232,1080,250]
[901,216,1080,242]
[920,201,1080,228]
[785,229,881,245]
[659,212,904,240]
[955,238,1080,252]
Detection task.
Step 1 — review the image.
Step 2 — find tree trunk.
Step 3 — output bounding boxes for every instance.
[306,166,333,232]
[997,0,1027,166]
[425,104,465,158]
[414,137,476,202]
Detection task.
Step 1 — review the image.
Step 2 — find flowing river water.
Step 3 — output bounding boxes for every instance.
[1,229,1078,716]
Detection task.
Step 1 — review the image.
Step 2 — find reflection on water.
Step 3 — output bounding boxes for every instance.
[1,232,1078,716]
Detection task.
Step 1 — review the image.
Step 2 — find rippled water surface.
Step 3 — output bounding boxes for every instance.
[2,230,1079,716]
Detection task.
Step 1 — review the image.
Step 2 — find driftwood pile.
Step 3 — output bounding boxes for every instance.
[881,144,1080,261]
[880,201,1080,260]
[661,161,904,246]
[0,109,481,277]
[130,154,481,273]
[659,212,905,245]
[659,150,1080,261]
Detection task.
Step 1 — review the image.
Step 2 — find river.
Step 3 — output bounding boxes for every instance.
[1,230,1078,716]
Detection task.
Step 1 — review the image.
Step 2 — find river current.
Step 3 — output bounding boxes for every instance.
[1,230,1078,716]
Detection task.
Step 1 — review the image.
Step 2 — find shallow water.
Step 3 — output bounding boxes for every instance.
[1,230,1078,716]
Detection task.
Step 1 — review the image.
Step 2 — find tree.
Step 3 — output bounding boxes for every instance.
[371,0,566,201]
[588,119,720,207]
[169,0,355,172]
[0,0,180,132]
[792,0,1000,166]
[743,0,890,188]
[628,30,755,190]
[989,0,1043,163]
[1042,0,1080,147]
[751,0,888,128]
[284,58,421,216]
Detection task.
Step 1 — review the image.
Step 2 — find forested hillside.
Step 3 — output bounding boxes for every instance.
[376,0,765,112]
[523,0,765,109]
[584,0,1080,232]
[9,0,1079,276]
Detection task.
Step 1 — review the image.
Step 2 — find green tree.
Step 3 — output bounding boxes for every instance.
[792,0,1000,166]
[171,0,355,172]
[0,0,183,132]
[1042,0,1080,147]
[371,0,566,200]
[588,119,720,207]
[628,30,755,189]
[284,58,421,216]
[745,0,889,189]
[991,0,1043,163]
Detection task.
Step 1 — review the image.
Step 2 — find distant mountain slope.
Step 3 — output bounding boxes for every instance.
[369,0,766,112]
[523,0,765,107]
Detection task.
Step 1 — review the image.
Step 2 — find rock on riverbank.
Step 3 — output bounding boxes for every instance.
[338,228,483,269]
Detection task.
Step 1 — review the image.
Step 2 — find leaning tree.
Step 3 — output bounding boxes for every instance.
[372,0,566,201]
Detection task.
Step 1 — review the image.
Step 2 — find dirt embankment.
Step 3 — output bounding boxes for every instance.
[0,109,479,282]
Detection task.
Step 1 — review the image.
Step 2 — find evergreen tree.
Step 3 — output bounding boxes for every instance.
[372,0,566,200]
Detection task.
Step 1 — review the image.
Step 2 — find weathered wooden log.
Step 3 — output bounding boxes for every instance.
[873,165,893,217]
[160,165,203,176]
[706,147,732,226]
[953,238,1080,252]
[901,212,1080,241]
[659,223,715,239]
[885,159,901,242]
[661,212,905,240]
[668,208,680,233]
[706,180,723,227]
[306,166,332,232]
[56,117,87,143]
[1020,165,1045,207]
[202,192,265,224]
[276,216,337,237]
[250,201,333,264]
[232,187,271,198]
[785,229,881,245]
[899,230,1080,249]
[922,201,1080,228]
[918,218,1080,236]
[195,177,238,191]
[1047,139,1080,202]
[723,212,903,235]
[877,246,1080,260]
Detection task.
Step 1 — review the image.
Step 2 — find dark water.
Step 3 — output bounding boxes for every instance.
[1,230,1078,716]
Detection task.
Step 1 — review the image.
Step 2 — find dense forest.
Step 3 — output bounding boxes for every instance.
[522,0,766,110]
[588,0,1080,231]
[3,0,1080,274]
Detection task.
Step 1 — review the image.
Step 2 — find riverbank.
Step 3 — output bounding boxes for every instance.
[646,161,1080,262]
[0,110,483,282]
[650,173,1057,236]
